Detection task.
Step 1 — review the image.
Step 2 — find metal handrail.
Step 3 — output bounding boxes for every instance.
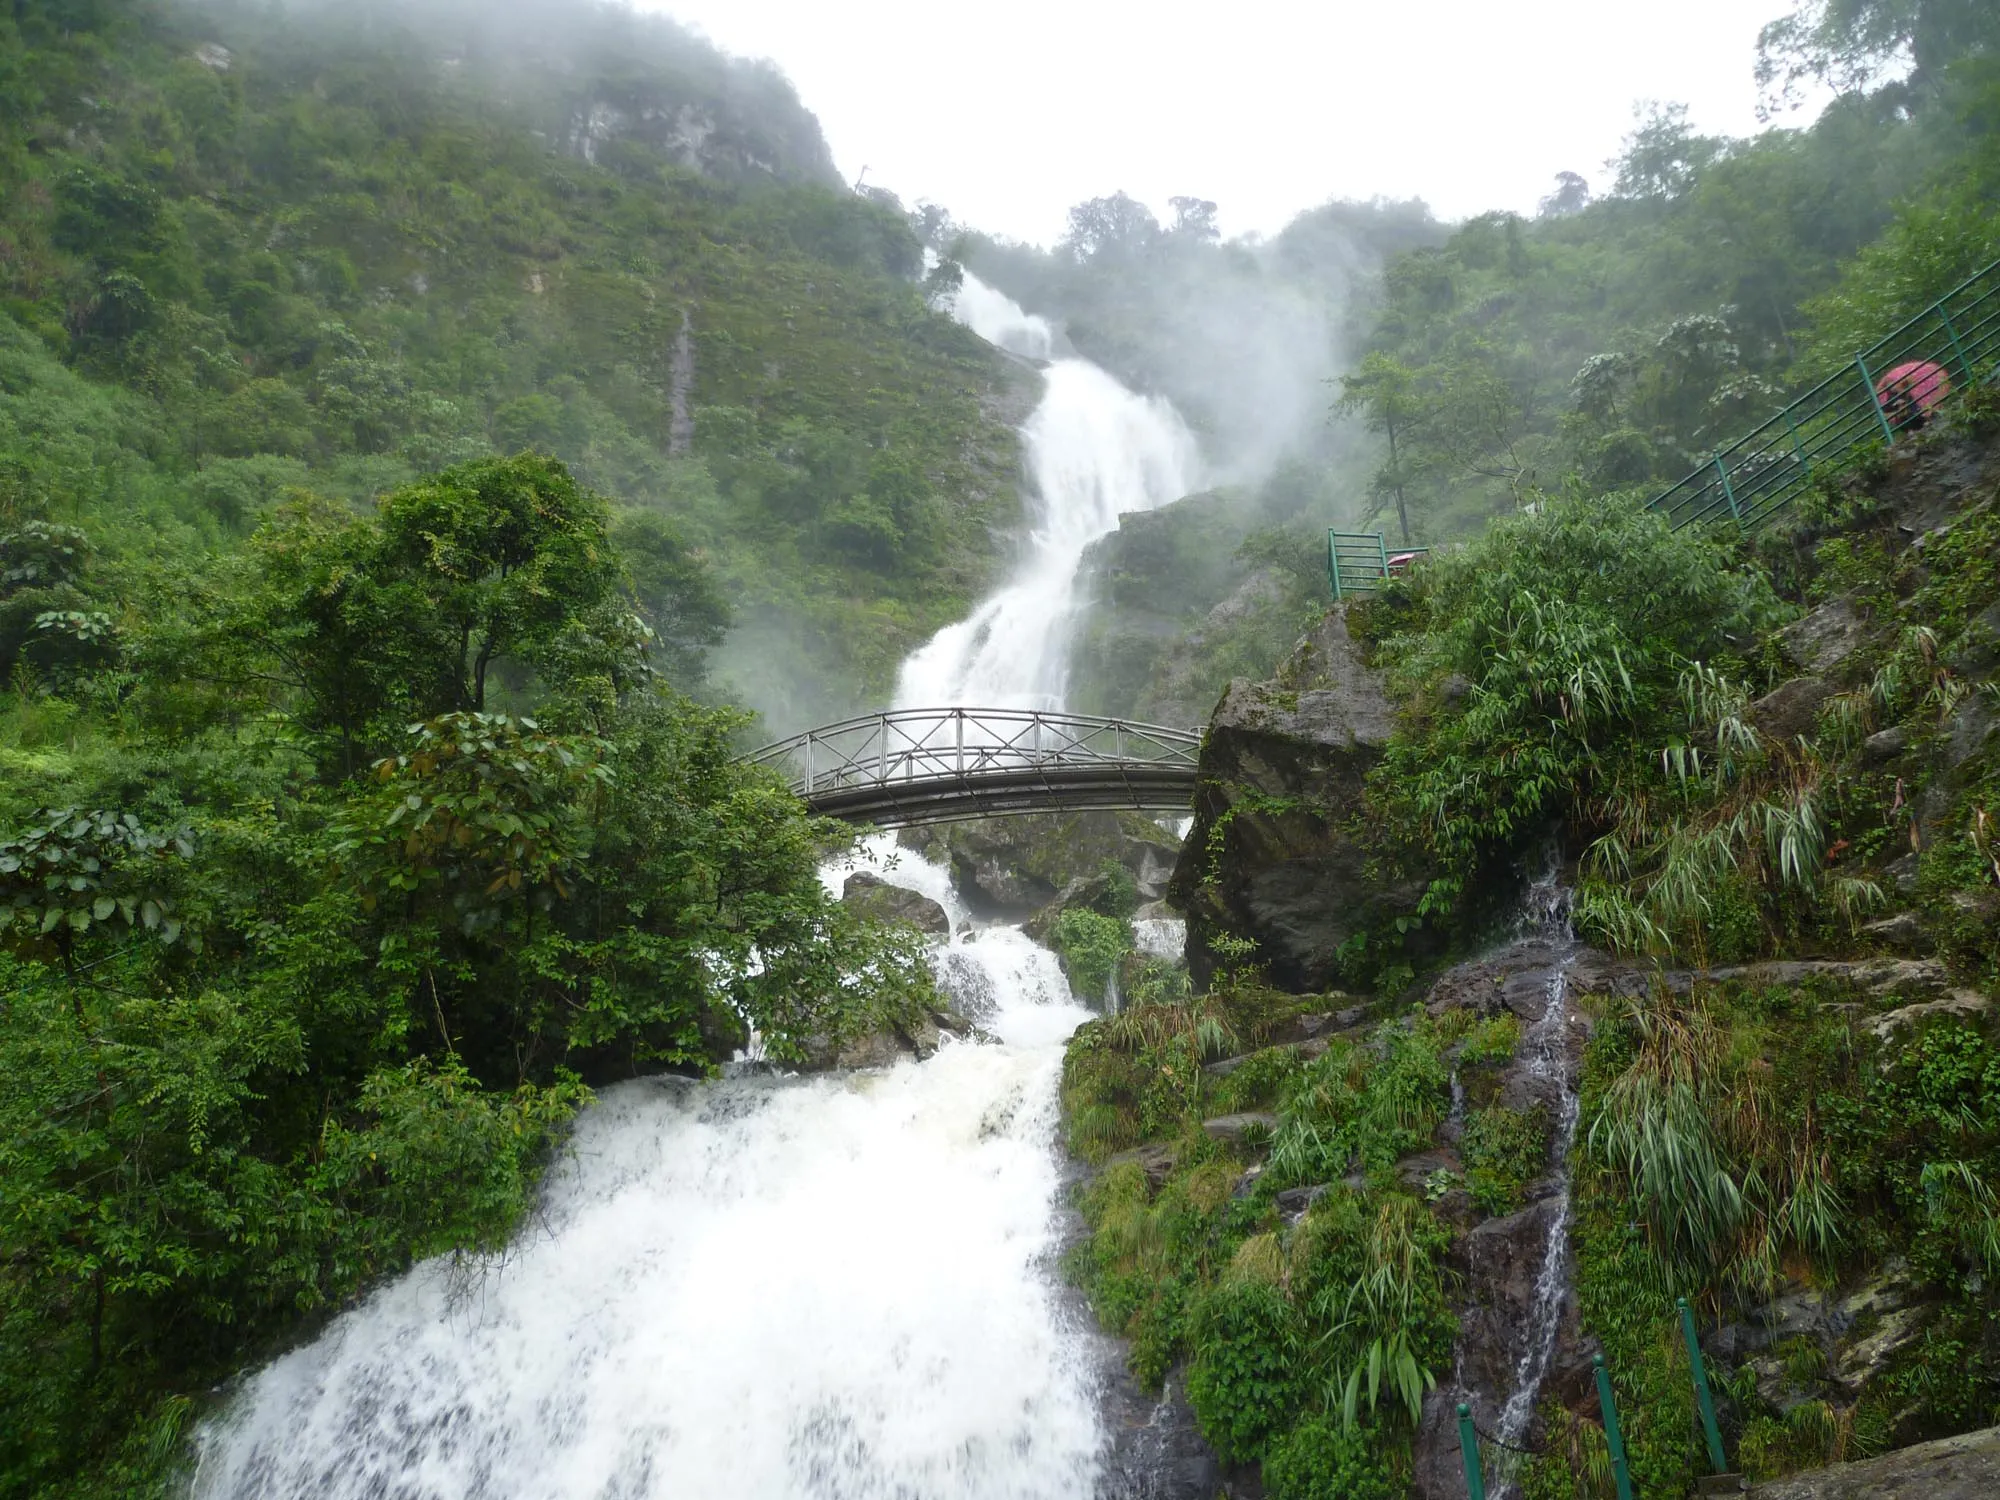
[746,707,1202,799]
[1650,256,2000,533]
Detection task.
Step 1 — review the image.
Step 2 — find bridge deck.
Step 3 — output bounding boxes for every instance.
[746,708,1202,828]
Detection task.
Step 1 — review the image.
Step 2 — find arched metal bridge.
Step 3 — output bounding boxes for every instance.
[745,708,1202,827]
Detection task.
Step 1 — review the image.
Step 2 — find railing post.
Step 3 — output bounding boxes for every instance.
[1678,1297,1728,1475]
[1594,1355,1634,1500]
[1940,306,1975,389]
[1456,1403,1486,1500]
[1784,406,1810,477]
[805,734,815,794]
[1858,354,1897,444]
[1327,529,1343,601]
[1712,454,1743,529]
[955,709,964,777]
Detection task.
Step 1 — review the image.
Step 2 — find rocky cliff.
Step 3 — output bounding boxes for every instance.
[1167,606,1420,991]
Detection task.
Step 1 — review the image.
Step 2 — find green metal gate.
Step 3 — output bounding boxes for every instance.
[1328,531,1430,600]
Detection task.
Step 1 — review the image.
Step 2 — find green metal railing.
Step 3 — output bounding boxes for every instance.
[1650,257,2000,533]
[1328,530,1430,599]
[1454,1305,1741,1497]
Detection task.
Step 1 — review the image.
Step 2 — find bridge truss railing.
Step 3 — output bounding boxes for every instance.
[745,709,1202,824]
[1649,256,2000,533]
[747,708,1201,797]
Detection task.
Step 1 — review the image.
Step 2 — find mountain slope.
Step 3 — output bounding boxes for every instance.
[0,0,1031,726]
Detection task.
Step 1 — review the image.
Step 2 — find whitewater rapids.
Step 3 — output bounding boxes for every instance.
[193,926,1102,1499]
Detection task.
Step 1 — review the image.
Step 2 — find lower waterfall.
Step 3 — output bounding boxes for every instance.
[193,889,1105,1499]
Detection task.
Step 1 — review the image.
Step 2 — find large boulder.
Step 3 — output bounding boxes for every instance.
[904,812,1181,917]
[1777,594,1873,675]
[840,872,950,936]
[1169,606,1419,991]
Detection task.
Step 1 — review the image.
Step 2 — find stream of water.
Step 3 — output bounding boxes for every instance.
[193,274,1200,1499]
[896,275,1198,712]
[1492,875,1583,1481]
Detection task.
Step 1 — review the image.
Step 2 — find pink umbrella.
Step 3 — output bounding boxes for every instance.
[1876,360,1952,427]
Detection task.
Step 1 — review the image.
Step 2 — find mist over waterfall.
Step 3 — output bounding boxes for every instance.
[896,275,1200,712]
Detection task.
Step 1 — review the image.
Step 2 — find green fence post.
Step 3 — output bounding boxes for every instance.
[1940,307,1975,389]
[1594,1355,1635,1500]
[1857,354,1897,444]
[1457,1403,1487,1500]
[1327,530,1342,601]
[1711,455,1743,529]
[1678,1297,1728,1475]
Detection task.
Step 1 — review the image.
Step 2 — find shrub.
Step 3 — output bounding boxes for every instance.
[1185,1280,1306,1464]
[1262,1416,1398,1500]
[1461,1106,1549,1215]
[1052,905,1134,1002]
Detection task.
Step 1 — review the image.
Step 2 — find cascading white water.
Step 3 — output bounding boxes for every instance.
[193,895,1102,1500]
[896,276,1199,713]
[1131,917,1187,964]
[195,271,1201,1500]
[1493,876,1583,1467]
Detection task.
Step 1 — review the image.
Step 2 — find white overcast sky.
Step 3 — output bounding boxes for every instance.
[636,0,1827,245]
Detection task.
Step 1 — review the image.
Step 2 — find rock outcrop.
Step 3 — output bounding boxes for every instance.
[1169,606,1419,990]
[1750,1424,2000,1499]
[840,872,951,936]
[799,1006,973,1071]
[904,812,1181,917]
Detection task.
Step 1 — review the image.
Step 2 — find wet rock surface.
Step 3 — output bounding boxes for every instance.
[798,1006,972,1071]
[1169,606,1419,990]
[1748,1423,2000,1499]
[1748,675,1835,742]
[1200,1112,1278,1145]
[1095,1368,1229,1500]
[906,812,1181,917]
[1778,594,1874,675]
[840,872,951,935]
[1414,915,1595,1500]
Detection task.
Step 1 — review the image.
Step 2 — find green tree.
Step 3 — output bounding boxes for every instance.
[1337,353,1423,543]
[1759,0,2000,103]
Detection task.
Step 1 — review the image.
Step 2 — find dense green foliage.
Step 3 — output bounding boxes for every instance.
[1065,21,2000,1458]
[1356,493,1787,932]
[0,454,937,1497]
[1339,12,2000,540]
[1064,980,1460,1483]
[1516,969,2000,1496]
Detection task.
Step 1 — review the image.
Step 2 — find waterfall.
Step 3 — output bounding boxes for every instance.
[895,276,1199,712]
[1492,873,1583,1487]
[195,271,1201,1500]
[192,893,1102,1500]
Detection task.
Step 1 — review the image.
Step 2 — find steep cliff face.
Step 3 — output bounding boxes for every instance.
[1168,606,1420,991]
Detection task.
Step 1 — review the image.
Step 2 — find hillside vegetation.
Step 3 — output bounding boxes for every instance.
[1060,6,2000,1495]
[1037,1,2000,730]
[0,1,1023,1492]
[0,0,1030,728]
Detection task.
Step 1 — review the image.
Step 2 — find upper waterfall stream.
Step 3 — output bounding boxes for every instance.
[897,276,1198,712]
[194,274,1201,1499]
